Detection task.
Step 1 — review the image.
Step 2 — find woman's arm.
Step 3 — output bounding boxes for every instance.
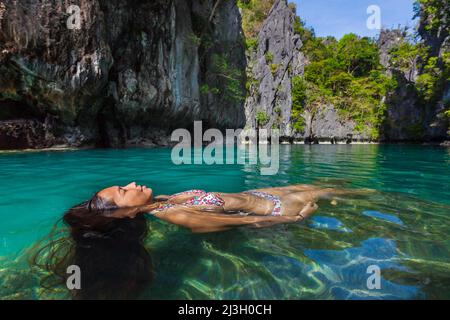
[151,206,303,233]
[154,195,171,201]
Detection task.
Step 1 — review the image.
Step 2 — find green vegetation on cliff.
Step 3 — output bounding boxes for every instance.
[291,0,449,139]
[238,0,275,50]
[190,11,246,104]
[292,75,330,134]
[256,111,270,127]
[388,0,449,122]
[389,40,449,104]
[240,0,449,139]
[292,22,396,139]
[413,0,449,34]
[415,0,450,132]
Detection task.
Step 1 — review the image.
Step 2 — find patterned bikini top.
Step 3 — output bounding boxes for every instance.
[149,190,225,214]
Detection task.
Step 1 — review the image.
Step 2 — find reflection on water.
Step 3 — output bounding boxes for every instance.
[362,210,404,226]
[0,145,449,299]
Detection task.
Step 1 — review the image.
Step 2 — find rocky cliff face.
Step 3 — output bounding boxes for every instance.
[378,29,425,141]
[1,0,448,149]
[378,26,449,142]
[417,0,450,140]
[378,29,419,81]
[302,104,368,142]
[244,0,304,139]
[244,0,372,142]
[0,0,246,149]
[244,1,449,143]
[377,0,449,142]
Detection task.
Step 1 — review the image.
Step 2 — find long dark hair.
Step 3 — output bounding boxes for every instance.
[30,196,155,300]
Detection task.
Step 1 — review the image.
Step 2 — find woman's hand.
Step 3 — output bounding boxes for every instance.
[299,202,318,219]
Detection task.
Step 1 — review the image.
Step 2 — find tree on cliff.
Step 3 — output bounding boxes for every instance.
[294,23,394,139]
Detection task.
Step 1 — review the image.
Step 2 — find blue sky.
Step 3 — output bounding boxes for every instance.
[292,0,417,39]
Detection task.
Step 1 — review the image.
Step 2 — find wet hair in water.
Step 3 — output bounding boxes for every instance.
[30,197,154,300]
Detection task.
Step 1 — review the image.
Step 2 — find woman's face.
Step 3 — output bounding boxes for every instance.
[97,182,153,207]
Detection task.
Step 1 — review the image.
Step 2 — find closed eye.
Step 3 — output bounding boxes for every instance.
[118,187,126,196]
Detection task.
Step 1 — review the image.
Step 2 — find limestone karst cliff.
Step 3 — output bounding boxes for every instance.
[243,0,304,140]
[243,0,449,143]
[0,0,448,149]
[0,0,246,149]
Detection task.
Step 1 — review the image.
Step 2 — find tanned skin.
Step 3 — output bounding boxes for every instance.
[97,182,369,233]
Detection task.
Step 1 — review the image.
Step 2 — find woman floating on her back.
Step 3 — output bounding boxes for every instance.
[78,182,362,233]
[31,182,370,299]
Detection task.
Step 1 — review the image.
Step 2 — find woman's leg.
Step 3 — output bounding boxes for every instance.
[279,187,374,216]
[279,191,319,216]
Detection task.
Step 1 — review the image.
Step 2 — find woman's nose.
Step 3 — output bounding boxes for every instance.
[125,182,137,189]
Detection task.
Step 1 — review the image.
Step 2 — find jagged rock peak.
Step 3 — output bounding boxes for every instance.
[244,0,304,137]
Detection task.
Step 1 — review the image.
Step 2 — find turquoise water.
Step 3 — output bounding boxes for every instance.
[0,145,449,299]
